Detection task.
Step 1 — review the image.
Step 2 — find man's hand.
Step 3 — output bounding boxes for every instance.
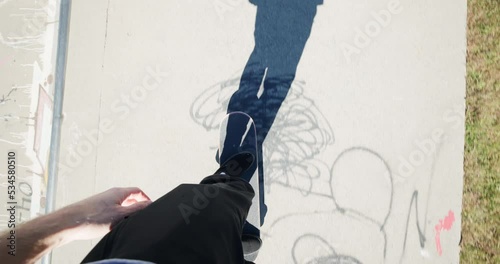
[69,187,152,240]
[0,187,152,264]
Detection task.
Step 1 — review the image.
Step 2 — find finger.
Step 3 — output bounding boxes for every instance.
[121,198,138,207]
[126,192,151,203]
[115,187,151,203]
[120,200,152,215]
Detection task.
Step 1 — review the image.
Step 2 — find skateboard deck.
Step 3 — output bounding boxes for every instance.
[219,111,267,261]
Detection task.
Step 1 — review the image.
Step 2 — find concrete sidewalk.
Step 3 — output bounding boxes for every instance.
[12,0,465,263]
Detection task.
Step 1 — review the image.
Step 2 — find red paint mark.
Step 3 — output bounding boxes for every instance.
[435,210,455,256]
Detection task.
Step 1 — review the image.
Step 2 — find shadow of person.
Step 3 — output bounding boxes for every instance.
[228,0,323,141]
[222,0,323,232]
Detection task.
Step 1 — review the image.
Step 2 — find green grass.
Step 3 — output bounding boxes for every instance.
[461,0,500,262]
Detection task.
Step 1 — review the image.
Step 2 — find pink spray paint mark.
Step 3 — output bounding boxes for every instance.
[435,210,455,256]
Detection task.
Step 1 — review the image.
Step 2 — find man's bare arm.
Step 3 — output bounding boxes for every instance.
[0,205,82,264]
[0,187,152,264]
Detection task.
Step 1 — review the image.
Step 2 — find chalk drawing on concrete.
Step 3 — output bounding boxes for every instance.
[190,74,391,262]
[190,75,335,195]
[398,140,444,262]
[292,234,362,264]
[190,74,452,262]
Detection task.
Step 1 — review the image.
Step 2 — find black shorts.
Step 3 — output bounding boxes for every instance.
[82,174,255,264]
